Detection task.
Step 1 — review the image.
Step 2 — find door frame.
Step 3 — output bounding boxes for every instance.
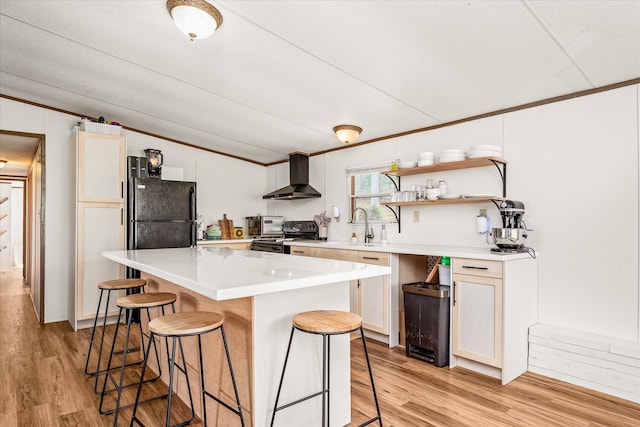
[0,130,45,322]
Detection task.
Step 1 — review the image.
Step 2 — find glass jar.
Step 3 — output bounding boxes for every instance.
[438,180,447,196]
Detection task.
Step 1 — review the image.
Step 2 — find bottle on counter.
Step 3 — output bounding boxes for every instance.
[351,232,358,243]
[380,224,388,245]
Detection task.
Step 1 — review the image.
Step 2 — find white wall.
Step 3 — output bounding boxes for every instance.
[0,98,267,324]
[265,85,640,344]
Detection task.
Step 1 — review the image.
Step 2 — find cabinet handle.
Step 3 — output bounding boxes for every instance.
[121,208,124,226]
[453,281,456,306]
[362,256,379,260]
[462,265,488,270]
[293,250,304,254]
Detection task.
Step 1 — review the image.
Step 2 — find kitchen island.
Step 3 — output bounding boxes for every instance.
[103,246,391,427]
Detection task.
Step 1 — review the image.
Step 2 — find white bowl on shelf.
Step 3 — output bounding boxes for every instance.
[398,161,418,169]
[470,144,502,152]
[438,154,466,163]
[417,159,434,167]
[417,151,435,160]
[468,150,502,159]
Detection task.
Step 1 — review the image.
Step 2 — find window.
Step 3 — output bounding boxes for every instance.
[347,164,398,223]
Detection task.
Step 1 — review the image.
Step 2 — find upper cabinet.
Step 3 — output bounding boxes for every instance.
[77,131,126,203]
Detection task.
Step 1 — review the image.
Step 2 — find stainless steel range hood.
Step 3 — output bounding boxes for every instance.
[263,152,321,200]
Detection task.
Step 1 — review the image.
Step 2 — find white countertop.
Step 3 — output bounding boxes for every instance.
[284,240,536,261]
[103,247,391,301]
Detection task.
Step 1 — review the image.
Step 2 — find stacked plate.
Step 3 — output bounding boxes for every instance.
[468,144,502,159]
[438,149,467,163]
[417,151,435,166]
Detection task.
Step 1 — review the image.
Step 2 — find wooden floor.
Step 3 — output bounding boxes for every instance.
[1,267,639,426]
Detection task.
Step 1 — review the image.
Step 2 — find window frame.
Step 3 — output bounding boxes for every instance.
[347,163,399,225]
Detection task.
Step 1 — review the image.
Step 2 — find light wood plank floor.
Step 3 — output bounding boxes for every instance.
[1,267,638,426]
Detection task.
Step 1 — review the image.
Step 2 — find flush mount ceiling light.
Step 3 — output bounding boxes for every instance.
[0,160,6,168]
[167,0,223,41]
[333,125,362,144]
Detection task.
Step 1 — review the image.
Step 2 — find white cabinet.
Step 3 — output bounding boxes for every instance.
[77,132,125,203]
[289,246,391,338]
[451,257,537,384]
[74,131,126,329]
[76,203,124,320]
[356,251,390,335]
[452,271,503,368]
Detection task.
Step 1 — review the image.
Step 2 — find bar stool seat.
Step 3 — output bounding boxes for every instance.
[149,311,224,336]
[84,278,147,379]
[271,310,383,427]
[117,292,178,309]
[293,310,362,333]
[99,292,177,426]
[130,311,245,427]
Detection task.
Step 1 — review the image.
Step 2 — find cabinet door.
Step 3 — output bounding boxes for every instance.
[360,275,390,334]
[452,273,503,368]
[77,132,125,203]
[77,202,125,320]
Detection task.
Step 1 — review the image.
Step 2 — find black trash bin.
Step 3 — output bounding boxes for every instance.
[403,282,450,367]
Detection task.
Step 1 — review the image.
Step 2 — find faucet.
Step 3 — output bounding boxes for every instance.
[352,207,374,243]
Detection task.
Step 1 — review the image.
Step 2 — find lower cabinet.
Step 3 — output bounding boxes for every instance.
[451,256,537,384]
[76,202,125,323]
[290,246,391,337]
[452,272,503,368]
[356,252,390,335]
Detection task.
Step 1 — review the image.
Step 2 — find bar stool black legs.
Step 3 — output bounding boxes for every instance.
[271,310,382,427]
[84,279,146,384]
[130,311,245,427]
[98,292,178,426]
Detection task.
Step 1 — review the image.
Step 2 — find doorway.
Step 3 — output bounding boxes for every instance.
[0,130,45,322]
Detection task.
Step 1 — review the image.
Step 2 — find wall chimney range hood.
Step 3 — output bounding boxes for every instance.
[263,152,321,200]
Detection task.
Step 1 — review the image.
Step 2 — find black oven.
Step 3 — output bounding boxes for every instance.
[250,220,319,253]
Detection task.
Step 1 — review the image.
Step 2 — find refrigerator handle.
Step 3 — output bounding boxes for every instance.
[190,186,196,247]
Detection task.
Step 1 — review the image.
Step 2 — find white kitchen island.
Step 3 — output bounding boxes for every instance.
[103,246,391,427]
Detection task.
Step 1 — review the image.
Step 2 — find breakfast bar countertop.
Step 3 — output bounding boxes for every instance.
[103,246,391,301]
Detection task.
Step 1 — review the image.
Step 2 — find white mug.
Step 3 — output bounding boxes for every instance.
[426,188,440,201]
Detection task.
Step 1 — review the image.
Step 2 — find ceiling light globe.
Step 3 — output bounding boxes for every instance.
[333,125,362,144]
[167,0,223,41]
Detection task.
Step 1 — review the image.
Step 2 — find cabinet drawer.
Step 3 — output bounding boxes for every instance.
[313,247,358,262]
[289,246,312,257]
[357,251,390,266]
[453,258,502,278]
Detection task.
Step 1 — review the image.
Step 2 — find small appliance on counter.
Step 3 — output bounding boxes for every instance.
[143,148,163,179]
[245,216,284,238]
[488,199,535,257]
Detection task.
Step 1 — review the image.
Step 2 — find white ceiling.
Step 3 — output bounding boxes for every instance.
[1,1,638,165]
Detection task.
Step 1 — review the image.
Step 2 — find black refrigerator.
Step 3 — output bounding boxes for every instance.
[127,178,197,250]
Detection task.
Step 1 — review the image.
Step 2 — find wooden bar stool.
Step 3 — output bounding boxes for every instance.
[130,311,245,427]
[270,310,383,427]
[84,278,147,382]
[99,292,178,426]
